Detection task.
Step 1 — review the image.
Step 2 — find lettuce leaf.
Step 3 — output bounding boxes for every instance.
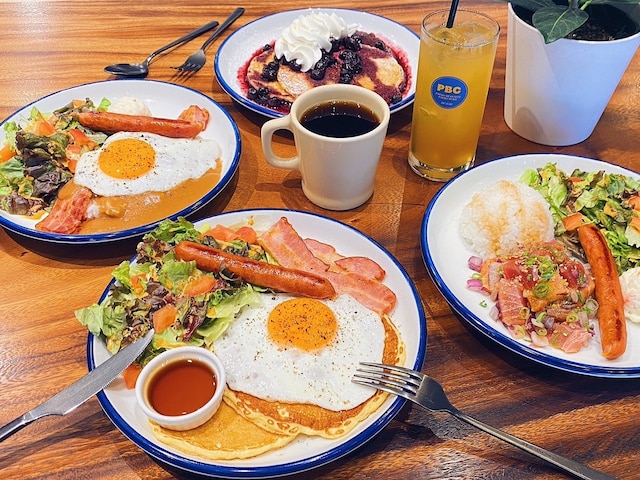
[201,285,262,344]
[3,121,19,150]
[0,158,31,197]
[76,218,266,357]
[522,162,640,274]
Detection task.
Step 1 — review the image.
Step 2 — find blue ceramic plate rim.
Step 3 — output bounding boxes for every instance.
[214,8,419,119]
[421,153,640,378]
[0,79,241,244]
[87,208,427,478]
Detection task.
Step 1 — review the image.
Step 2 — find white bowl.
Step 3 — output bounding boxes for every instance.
[135,346,226,431]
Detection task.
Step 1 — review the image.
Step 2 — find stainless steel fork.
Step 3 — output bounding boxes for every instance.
[171,7,244,73]
[353,362,616,480]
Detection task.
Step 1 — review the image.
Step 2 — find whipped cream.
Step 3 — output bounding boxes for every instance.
[274,11,357,72]
[620,267,640,323]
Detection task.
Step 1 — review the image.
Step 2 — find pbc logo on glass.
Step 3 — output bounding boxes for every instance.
[437,84,462,94]
[430,76,468,109]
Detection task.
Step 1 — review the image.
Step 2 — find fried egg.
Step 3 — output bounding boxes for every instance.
[213,293,385,411]
[73,131,220,196]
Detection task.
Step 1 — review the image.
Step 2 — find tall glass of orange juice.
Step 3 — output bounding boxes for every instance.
[408,10,499,182]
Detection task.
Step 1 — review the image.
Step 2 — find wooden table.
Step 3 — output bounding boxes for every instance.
[1,1,639,478]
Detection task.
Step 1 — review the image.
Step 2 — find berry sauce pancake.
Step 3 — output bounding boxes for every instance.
[244,31,408,114]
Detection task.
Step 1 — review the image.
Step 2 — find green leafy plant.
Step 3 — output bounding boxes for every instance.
[506,0,640,43]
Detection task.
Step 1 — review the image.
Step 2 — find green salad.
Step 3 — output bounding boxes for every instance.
[75,217,265,366]
[521,162,640,274]
[0,99,109,216]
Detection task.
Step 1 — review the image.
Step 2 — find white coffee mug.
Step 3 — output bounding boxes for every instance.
[261,84,391,211]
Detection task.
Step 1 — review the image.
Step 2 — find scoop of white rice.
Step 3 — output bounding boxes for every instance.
[620,267,640,323]
[108,96,152,116]
[459,180,554,258]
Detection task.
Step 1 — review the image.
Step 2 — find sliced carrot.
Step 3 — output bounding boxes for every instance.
[34,119,56,136]
[202,224,239,242]
[183,275,218,296]
[177,105,210,132]
[122,363,143,390]
[631,215,640,234]
[202,224,258,244]
[628,195,640,211]
[235,226,257,245]
[0,145,15,163]
[562,213,587,231]
[68,128,96,148]
[66,144,82,156]
[130,273,146,296]
[152,304,178,333]
[66,158,78,173]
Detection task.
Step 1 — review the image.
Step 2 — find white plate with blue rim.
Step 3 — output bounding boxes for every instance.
[88,208,427,478]
[421,153,640,378]
[0,79,241,244]
[214,8,418,118]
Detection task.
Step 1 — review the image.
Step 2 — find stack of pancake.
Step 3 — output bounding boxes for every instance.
[245,31,407,111]
[149,312,405,460]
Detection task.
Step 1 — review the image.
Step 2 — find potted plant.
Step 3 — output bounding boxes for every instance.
[503,0,640,146]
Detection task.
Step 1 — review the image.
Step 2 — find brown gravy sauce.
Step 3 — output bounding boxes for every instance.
[58,159,221,234]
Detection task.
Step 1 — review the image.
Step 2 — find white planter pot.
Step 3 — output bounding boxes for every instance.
[504,3,640,146]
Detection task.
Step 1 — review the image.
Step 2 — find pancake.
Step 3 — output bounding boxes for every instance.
[352,46,406,99]
[276,59,341,97]
[222,312,406,439]
[148,400,297,460]
[246,32,407,112]
[247,49,296,103]
[275,45,405,101]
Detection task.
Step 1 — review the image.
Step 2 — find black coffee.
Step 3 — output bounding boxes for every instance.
[300,101,380,138]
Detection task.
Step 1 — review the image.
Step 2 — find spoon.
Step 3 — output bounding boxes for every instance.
[104,19,220,77]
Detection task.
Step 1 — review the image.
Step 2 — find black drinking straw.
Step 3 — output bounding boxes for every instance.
[446,0,460,27]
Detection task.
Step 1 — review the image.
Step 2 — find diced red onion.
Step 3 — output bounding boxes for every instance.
[543,316,555,330]
[530,330,549,348]
[468,256,484,272]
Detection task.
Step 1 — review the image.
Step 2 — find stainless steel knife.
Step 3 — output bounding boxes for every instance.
[0,329,154,442]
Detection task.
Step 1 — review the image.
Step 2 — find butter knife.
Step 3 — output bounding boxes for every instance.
[0,329,154,442]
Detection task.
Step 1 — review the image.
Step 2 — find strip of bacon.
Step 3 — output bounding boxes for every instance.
[258,218,330,276]
[259,217,397,315]
[177,105,210,133]
[304,238,386,280]
[326,270,397,315]
[35,186,92,234]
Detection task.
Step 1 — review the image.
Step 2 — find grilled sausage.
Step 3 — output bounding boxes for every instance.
[76,105,209,138]
[577,224,627,360]
[174,241,336,299]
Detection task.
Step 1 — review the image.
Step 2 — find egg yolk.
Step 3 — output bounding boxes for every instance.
[98,138,156,179]
[267,298,337,351]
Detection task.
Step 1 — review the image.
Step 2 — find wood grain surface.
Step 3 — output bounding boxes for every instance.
[0,1,639,479]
